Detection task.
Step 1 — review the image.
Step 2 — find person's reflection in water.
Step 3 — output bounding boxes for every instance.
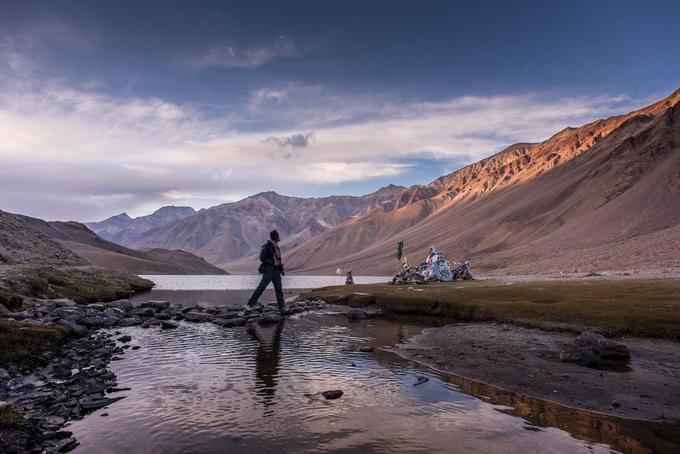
[247,320,284,416]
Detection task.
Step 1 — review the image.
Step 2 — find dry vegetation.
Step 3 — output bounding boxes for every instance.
[303,278,680,340]
[0,265,153,306]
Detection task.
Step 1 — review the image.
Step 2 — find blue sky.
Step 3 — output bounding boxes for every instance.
[0,0,678,220]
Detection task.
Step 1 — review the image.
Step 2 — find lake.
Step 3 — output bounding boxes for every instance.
[64,276,670,453]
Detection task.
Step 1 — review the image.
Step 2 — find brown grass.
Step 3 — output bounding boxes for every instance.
[0,320,67,367]
[0,265,153,304]
[303,278,680,340]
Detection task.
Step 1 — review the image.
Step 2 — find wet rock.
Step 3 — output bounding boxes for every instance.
[357,346,374,353]
[322,390,344,400]
[85,303,105,312]
[116,335,132,343]
[414,375,429,386]
[560,331,630,366]
[346,309,368,320]
[182,311,214,322]
[0,367,10,379]
[131,345,140,350]
[155,311,173,320]
[54,436,79,452]
[258,313,283,324]
[161,320,179,330]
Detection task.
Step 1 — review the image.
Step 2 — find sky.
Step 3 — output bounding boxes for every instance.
[0,0,679,221]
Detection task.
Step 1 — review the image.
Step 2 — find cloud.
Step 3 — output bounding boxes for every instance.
[264,132,314,149]
[187,36,298,69]
[299,162,411,183]
[0,72,644,220]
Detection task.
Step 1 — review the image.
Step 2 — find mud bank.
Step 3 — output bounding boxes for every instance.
[389,322,680,422]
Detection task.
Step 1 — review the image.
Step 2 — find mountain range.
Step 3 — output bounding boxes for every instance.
[88,88,680,275]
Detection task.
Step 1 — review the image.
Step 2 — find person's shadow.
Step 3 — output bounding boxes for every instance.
[247,320,284,416]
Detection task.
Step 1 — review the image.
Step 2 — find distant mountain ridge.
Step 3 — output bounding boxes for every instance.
[98,185,405,269]
[87,205,196,245]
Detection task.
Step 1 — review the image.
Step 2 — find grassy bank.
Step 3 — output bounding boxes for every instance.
[303,278,680,340]
[0,265,153,308]
[0,320,67,368]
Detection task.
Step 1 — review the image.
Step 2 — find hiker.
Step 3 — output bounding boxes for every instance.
[245,229,286,312]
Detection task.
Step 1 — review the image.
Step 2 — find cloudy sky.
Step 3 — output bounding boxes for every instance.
[1,0,679,221]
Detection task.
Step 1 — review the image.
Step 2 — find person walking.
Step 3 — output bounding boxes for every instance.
[245,230,286,313]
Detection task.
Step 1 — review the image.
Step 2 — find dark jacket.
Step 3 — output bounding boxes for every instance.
[258,240,283,274]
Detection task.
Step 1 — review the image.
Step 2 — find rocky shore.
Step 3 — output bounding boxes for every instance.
[0,297,325,453]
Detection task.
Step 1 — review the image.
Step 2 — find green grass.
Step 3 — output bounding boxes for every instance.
[303,279,680,340]
[0,265,153,305]
[0,320,68,368]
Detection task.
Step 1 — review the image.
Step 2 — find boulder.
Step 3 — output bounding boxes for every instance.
[116,335,132,343]
[118,317,143,327]
[132,307,156,318]
[560,331,630,367]
[85,303,105,311]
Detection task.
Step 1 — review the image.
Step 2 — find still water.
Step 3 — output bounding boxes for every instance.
[140,274,390,290]
[66,277,676,453]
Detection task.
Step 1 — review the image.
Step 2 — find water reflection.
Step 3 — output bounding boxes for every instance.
[65,314,679,454]
[247,321,284,414]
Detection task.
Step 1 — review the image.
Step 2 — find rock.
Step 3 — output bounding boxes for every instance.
[80,316,107,328]
[0,368,10,379]
[142,300,170,311]
[118,316,143,327]
[214,317,247,328]
[357,346,374,353]
[414,375,429,386]
[322,390,344,400]
[79,396,125,411]
[155,311,172,320]
[346,309,368,320]
[55,436,79,452]
[560,331,630,367]
[132,307,156,318]
[258,313,283,324]
[612,400,621,408]
[106,299,133,312]
[161,321,179,330]
[131,345,141,350]
[117,335,132,343]
[86,303,105,311]
[182,311,214,322]
[103,307,125,319]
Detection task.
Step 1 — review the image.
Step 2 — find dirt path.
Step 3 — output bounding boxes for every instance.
[391,322,680,422]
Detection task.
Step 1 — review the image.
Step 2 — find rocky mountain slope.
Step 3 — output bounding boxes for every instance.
[4,211,226,274]
[121,185,405,269]
[283,88,680,275]
[87,206,196,245]
[0,209,88,266]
